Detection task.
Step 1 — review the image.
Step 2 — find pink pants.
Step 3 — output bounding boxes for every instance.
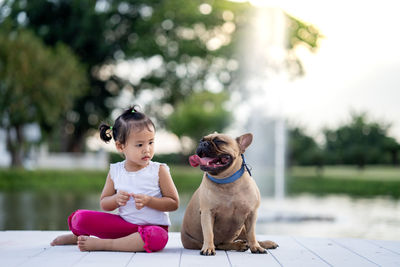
[68,209,169,252]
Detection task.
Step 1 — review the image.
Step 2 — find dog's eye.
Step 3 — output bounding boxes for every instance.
[213,139,226,145]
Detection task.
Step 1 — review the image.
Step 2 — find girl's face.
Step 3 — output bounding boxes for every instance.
[116,126,155,171]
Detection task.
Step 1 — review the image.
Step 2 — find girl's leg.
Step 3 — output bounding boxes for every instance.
[77,232,145,252]
[138,225,169,252]
[50,233,78,246]
[55,209,169,252]
[77,225,169,252]
[68,209,139,239]
[51,209,139,246]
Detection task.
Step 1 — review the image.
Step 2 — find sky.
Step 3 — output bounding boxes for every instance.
[236,0,400,142]
[107,0,400,154]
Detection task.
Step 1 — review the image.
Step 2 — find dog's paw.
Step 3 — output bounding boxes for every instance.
[233,240,249,252]
[200,241,215,255]
[250,246,267,254]
[200,247,216,256]
[259,240,279,249]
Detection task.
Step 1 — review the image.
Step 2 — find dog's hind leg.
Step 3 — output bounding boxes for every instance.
[216,240,249,252]
[181,232,203,249]
[235,227,278,250]
[259,240,279,249]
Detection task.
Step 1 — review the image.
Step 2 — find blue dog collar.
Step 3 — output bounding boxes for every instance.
[206,154,252,184]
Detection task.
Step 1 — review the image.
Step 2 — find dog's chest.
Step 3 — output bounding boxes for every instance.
[213,198,253,216]
[209,184,259,217]
[211,197,254,241]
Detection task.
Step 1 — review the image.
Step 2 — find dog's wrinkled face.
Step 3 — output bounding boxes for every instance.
[189,133,252,176]
[195,133,237,175]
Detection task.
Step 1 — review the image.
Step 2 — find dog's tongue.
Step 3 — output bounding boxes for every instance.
[189,155,215,167]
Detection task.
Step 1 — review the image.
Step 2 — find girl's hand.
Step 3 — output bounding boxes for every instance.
[131,193,151,210]
[115,190,131,207]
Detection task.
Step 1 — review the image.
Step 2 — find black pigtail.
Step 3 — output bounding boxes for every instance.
[99,123,113,143]
[128,105,145,120]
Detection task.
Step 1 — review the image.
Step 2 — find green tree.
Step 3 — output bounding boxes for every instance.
[167,91,231,153]
[323,112,400,168]
[0,28,88,166]
[0,0,248,152]
[288,126,323,167]
[285,12,322,77]
[1,0,322,153]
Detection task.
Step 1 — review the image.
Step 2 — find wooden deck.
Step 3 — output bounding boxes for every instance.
[1,231,400,267]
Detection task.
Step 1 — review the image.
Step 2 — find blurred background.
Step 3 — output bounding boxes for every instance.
[0,0,399,241]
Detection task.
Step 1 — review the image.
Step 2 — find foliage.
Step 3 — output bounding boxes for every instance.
[0,0,323,155]
[1,0,127,152]
[166,90,232,152]
[288,126,323,166]
[0,0,248,152]
[285,12,323,76]
[287,112,400,167]
[323,112,400,168]
[0,27,88,166]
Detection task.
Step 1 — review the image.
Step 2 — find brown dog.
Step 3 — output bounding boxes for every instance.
[181,132,278,255]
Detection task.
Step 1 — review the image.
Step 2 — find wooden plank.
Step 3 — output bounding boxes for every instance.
[129,248,182,267]
[166,232,184,247]
[294,236,378,267]
[128,233,183,267]
[369,239,400,255]
[227,250,281,267]
[74,232,183,267]
[0,230,87,267]
[0,231,63,267]
[2,231,400,267]
[180,247,231,267]
[19,245,89,267]
[0,247,46,267]
[0,230,66,247]
[74,251,134,267]
[334,238,400,267]
[259,235,331,267]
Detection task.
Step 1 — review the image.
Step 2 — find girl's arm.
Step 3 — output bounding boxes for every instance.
[100,173,130,211]
[133,165,179,212]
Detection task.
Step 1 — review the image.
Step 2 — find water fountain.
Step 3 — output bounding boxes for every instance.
[235,7,341,234]
[236,7,288,199]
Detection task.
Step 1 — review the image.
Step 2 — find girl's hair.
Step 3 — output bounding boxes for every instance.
[99,105,155,145]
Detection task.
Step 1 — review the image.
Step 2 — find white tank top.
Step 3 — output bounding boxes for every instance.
[109,161,171,226]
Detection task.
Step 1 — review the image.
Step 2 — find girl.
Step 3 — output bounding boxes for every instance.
[51,106,179,252]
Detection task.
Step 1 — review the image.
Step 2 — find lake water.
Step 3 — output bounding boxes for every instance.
[1,192,399,241]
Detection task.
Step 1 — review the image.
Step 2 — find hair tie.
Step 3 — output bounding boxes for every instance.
[131,109,135,113]
[109,126,113,130]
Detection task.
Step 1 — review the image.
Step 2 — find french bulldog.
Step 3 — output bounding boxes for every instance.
[180,132,278,255]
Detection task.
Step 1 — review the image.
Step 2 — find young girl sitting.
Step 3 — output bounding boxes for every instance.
[51,106,179,252]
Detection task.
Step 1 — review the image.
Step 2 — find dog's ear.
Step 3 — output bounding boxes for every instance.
[236,133,253,153]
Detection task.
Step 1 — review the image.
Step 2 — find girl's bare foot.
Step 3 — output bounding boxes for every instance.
[50,233,78,246]
[77,235,110,251]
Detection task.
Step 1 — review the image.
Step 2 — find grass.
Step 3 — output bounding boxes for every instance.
[287,165,400,198]
[0,166,202,194]
[0,165,399,198]
[290,165,400,181]
[0,169,107,192]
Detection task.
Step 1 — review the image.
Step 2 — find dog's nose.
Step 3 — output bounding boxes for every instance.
[198,140,210,149]
[196,140,211,155]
